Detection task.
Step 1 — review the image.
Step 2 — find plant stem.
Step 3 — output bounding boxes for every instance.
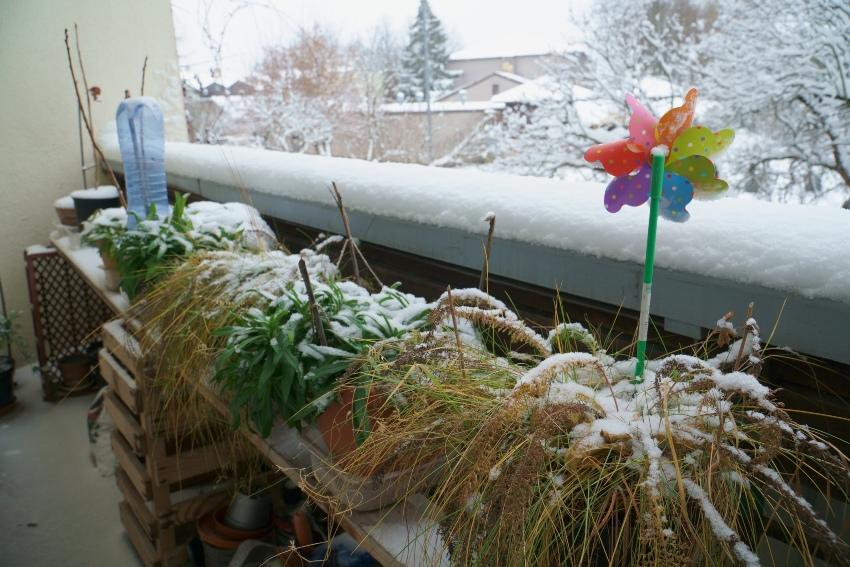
[140,55,148,96]
[73,24,98,187]
[330,182,360,283]
[478,214,496,291]
[64,28,125,206]
[298,258,327,346]
[734,302,754,371]
[446,286,466,379]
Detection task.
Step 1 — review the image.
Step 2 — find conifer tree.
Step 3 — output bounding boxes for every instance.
[398,0,454,101]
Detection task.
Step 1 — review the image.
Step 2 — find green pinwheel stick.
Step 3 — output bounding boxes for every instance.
[634,150,665,382]
[583,88,734,384]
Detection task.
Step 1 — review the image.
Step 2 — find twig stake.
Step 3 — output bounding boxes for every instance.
[299,258,327,346]
[64,28,125,206]
[328,182,384,288]
[478,213,496,290]
[446,286,466,378]
[330,182,360,282]
[140,55,148,96]
[734,302,754,371]
[73,24,98,187]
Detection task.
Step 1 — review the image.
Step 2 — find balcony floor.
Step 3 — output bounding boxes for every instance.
[0,367,140,566]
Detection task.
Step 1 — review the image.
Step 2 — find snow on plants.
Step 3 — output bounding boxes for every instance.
[81,195,275,298]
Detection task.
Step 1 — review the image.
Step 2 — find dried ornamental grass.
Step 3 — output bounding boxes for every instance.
[321,319,850,567]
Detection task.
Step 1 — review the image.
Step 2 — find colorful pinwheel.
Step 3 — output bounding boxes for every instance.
[584,88,734,222]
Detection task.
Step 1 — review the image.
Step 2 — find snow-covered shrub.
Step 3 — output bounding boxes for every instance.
[317,314,850,566]
[82,195,275,298]
[213,278,431,434]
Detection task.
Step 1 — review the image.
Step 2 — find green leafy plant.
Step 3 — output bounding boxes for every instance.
[83,194,244,298]
[0,311,23,356]
[212,280,431,436]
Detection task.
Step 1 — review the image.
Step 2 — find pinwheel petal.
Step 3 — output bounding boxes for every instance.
[666,155,729,199]
[655,88,698,148]
[626,94,658,154]
[669,126,735,163]
[585,139,646,177]
[659,170,694,222]
[603,165,652,213]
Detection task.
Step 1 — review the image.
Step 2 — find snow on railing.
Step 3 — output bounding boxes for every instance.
[101,137,850,305]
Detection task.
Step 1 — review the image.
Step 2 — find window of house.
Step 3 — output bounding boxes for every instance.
[492,83,500,95]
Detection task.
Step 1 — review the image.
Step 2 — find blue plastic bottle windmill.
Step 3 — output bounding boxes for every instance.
[116,97,169,227]
[584,87,734,382]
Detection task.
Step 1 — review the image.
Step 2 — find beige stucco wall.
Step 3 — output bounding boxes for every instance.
[0,0,187,358]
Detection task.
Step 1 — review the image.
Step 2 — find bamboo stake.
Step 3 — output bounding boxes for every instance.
[478,213,496,291]
[299,258,327,346]
[64,29,125,207]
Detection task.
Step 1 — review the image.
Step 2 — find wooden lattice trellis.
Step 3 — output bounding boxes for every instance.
[24,245,114,400]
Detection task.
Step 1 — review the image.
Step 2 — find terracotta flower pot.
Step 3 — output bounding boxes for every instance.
[316,386,392,459]
[197,508,272,567]
[57,353,92,389]
[95,241,121,292]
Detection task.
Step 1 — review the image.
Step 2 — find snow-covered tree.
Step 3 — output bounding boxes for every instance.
[352,23,403,160]
[701,0,850,202]
[398,0,455,101]
[481,0,850,204]
[482,0,710,178]
[246,26,355,155]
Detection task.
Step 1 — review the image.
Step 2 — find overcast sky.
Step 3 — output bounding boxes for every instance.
[171,0,586,84]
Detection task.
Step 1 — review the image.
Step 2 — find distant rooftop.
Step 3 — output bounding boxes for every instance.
[449,41,559,61]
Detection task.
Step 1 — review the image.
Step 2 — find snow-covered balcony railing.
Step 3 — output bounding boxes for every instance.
[102,139,850,366]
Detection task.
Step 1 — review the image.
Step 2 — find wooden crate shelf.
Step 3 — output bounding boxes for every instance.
[100,318,236,567]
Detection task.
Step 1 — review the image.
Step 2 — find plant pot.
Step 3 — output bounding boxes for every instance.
[228,540,305,567]
[272,514,296,548]
[197,508,273,567]
[225,492,272,532]
[316,386,391,459]
[57,353,92,389]
[96,242,121,293]
[303,427,444,513]
[71,186,121,227]
[54,195,78,227]
[0,356,15,409]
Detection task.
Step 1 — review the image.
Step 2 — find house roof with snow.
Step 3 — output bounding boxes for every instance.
[380,100,505,114]
[436,71,529,102]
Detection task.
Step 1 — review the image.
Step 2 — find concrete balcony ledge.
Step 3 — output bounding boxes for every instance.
[102,139,850,365]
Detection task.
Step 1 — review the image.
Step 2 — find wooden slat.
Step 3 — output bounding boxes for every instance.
[112,431,151,499]
[105,391,145,454]
[116,468,157,540]
[119,501,160,567]
[102,318,144,379]
[195,381,444,567]
[154,441,230,486]
[99,349,140,413]
[170,487,230,526]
